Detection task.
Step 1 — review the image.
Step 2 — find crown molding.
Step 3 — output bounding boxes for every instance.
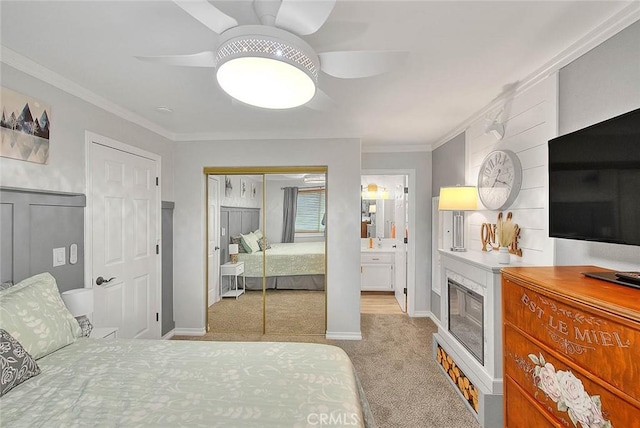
[0,46,174,141]
[361,142,431,153]
[172,130,362,142]
[431,3,640,151]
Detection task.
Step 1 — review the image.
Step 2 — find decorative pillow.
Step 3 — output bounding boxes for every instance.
[240,232,261,254]
[258,236,272,251]
[0,272,82,359]
[230,235,247,253]
[253,229,263,240]
[0,329,41,397]
[75,316,93,338]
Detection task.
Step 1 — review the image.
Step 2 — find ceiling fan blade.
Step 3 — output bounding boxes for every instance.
[319,51,409,79]
[173,0,238,34]
[305,88,336,111]
[136,51,217,67]
[275,0,336,36]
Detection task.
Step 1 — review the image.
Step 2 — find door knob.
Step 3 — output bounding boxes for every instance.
[96,276,116,286]
[214,246,220,250]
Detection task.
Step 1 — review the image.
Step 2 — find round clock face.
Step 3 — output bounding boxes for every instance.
[477,150,522,210]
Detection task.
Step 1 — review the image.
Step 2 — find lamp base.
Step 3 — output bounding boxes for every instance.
[231,254,238,264]
[450,247,467,252]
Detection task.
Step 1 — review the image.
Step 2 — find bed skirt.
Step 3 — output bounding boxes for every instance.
[243,274,325,290]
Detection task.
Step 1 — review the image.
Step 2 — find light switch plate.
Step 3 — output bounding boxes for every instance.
[53,247,66,267]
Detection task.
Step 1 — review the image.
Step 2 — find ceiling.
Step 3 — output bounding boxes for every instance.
[0,1,634,149]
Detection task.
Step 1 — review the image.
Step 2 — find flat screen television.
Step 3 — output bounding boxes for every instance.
[548,108,640,246]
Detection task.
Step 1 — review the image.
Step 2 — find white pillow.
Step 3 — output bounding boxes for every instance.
[240,232,261,254]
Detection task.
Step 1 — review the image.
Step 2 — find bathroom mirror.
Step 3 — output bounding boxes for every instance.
[361,175,405,239]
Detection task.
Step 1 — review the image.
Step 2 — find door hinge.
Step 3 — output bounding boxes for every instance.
[156,313,159,322]
[404,187,408,194]
[156,177,159,186]
[404,287,407,295]
[156,244,160,254]
[404,237,408,244]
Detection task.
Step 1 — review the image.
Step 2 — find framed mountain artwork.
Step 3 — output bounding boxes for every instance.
[1,87,51,164]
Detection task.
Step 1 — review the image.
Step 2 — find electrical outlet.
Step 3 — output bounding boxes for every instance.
[53,247,66,267]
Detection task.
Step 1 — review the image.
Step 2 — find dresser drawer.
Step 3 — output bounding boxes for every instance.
[503,276,640,400]
[505,377,562,428]
[361,252,394,264]
[504,323,640,428]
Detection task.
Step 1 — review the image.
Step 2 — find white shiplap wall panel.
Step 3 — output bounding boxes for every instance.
[465,74,558,265]
[522,166,546,191]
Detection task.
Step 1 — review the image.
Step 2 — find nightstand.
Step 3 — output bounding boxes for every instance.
[221,261,245,299]
[90,327,118,339]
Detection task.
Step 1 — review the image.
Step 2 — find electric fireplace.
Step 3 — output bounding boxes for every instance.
[448,278,484,364]
[434,249,506,427]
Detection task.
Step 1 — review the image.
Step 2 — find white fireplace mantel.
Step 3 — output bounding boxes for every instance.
[433,249,527,427]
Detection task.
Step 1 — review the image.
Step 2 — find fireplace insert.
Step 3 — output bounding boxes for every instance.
[448,278,484,364]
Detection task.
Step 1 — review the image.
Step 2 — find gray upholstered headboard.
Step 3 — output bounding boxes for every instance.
[219,206,260,263]
[0,187,85,292]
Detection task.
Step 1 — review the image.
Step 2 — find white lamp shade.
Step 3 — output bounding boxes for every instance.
[438,186,478,211]
[368,205,377,214]
[61,288,94,317]
[229,244,239,255]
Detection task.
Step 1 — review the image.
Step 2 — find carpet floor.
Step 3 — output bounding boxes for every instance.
[335,314,480,428]
[175,313,481,428]
[207,289,325,335]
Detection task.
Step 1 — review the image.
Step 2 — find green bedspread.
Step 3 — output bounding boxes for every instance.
[0,339,369,427]
[237,242,325,277]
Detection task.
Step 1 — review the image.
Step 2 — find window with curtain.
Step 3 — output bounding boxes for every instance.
[295,188,325,233]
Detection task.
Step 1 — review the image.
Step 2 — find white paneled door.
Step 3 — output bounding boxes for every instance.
[208,176,220,307]
[90,141,160,339]
[394,180,407,312]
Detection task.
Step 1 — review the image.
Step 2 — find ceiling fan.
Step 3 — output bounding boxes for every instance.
[137,0,407,109]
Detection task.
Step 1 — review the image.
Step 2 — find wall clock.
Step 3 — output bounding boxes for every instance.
[477,149,522,210]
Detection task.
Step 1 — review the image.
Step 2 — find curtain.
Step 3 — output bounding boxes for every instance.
[281,187,298,243]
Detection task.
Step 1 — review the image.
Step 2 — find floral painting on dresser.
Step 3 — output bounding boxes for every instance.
[529,353,612,428]
[0,87,50,164]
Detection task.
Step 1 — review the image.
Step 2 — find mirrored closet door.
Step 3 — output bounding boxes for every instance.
[205,167,326,336]
[264,173,326,335]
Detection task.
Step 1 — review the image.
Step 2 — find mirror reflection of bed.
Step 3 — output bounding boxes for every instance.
[205,170,326,336]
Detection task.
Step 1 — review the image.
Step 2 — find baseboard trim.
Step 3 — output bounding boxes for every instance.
[412,311,431,317]
[428,312,444,330]
[161,329,175,340]
[173,327,206,336]
[325,331,362,340]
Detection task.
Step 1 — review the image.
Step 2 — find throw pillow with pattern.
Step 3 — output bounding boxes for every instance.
[258,237,272,251]
[0,329,41,396]
[230,236,247,253]
[75,316,93,337]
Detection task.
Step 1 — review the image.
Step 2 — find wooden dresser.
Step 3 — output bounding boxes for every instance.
[502,266,640,428]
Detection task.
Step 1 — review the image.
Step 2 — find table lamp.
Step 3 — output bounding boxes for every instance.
[229,244,239,263]
[61,288,94,319]
[438,186,478,252]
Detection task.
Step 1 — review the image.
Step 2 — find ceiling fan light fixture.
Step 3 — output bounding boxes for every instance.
[215,26,319,109]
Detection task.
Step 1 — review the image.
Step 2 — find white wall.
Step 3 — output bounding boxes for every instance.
[0,64,174,201]
[466,75,558,266]
[173,138,362,338]
[361,151,432,315]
